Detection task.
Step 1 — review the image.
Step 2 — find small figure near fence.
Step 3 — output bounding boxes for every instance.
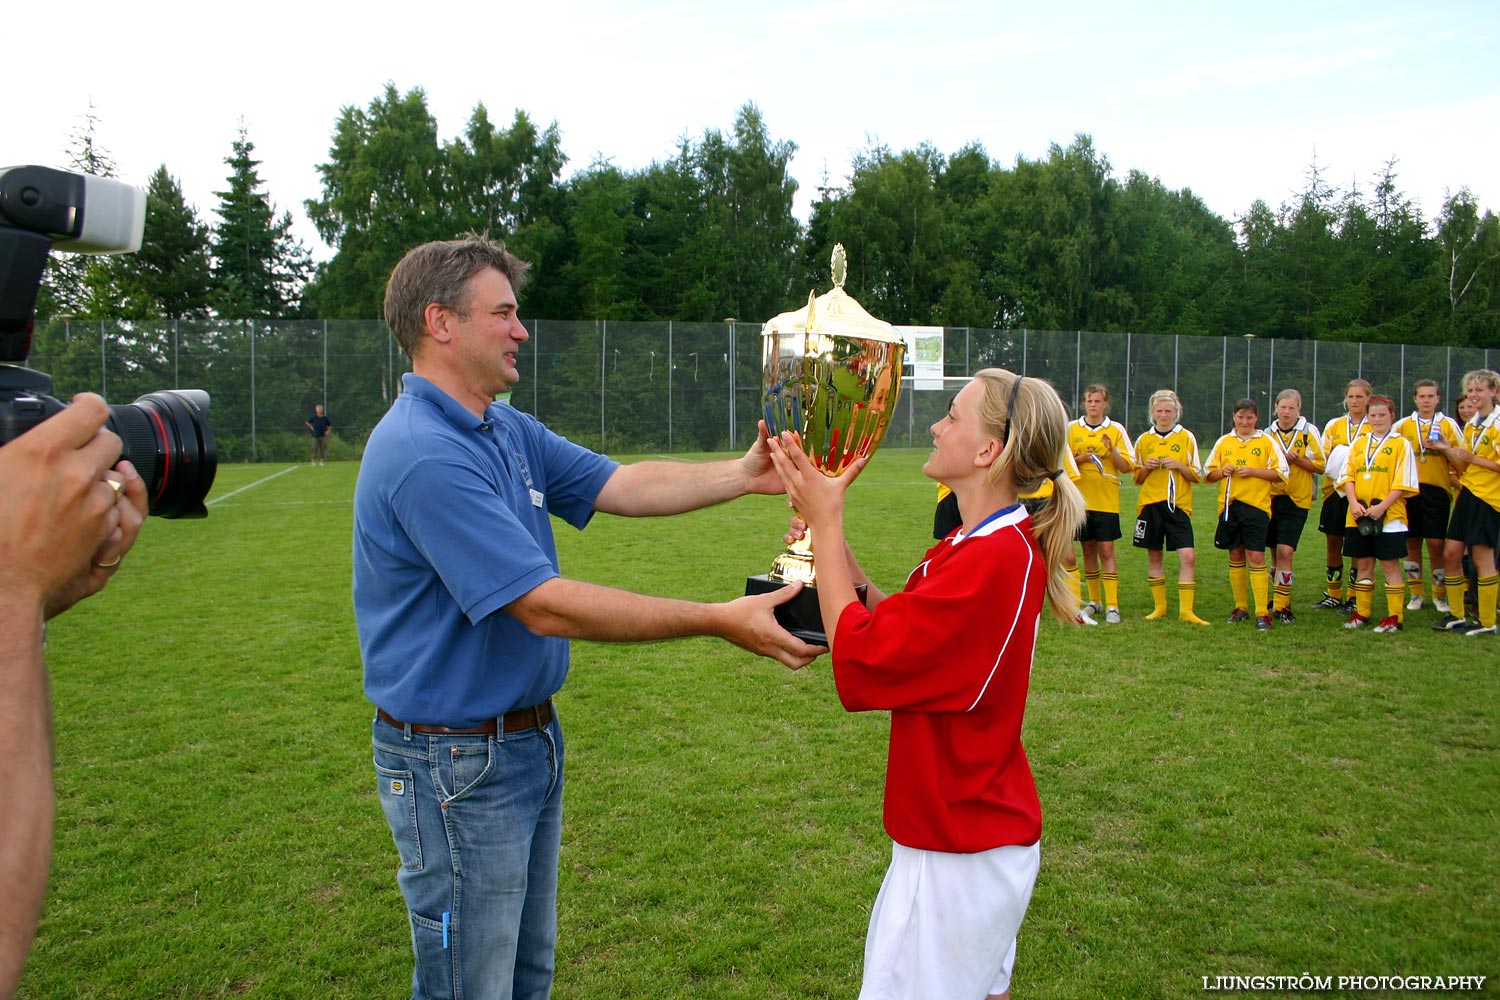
[305,404,332,466]
[1393,380,1463,614]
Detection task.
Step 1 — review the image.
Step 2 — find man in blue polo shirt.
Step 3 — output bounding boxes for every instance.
[354,234,820,1000]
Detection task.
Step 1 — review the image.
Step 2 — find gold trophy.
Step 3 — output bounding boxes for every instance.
[744,244,905,644]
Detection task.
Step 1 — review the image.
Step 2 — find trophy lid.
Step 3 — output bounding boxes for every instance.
[762,244,901,344]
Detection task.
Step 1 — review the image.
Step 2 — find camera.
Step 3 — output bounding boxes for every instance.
[1,165,217,518]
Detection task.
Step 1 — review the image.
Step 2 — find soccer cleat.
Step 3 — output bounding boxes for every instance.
[1104,607,1121,624]
[1082,601,1102,619]
[1464,624,1499,636]
[1343,613,1369,629]
[1255,616,1273,631]
[1076,608,1098,626]
[1312,595,1343,610]
[1227,608,1251,624]
[1433,614,1470,632]
[1340,599,1358,614]
[1373,616,1403,633]
[1273,610,1296,625]
[1405,595,1424,612]
[1433,597,1451,614]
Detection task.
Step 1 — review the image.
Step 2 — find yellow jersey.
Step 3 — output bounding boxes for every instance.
[1320,414,1370,498]
[1336,431,1419,528]
[1459,409,1500,512]
[1393,412,1463,494]
[1205,431,1289,517]
[1068,417,1134,514]
[1264,418,1326,510]
[1134,424,1202,515]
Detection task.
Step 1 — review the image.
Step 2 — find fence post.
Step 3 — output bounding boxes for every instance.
[323,319,329,407]
[727,318,738,450]
[250,320,258,463]
[667,321,674,454]
[599,319,606,450]
[99,320,106,398]
[1124,331,1132,429]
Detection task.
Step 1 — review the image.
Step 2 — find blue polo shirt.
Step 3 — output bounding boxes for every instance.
[353,374,618,726]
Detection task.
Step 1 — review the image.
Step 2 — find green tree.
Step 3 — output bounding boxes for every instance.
[210,126,312,319]
[304,85,450,319]
[1434,189,1500,346]
[38,104,117,320]
[112,166,213,320]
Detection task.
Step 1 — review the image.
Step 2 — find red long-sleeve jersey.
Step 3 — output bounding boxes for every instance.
[832,504,1043,854]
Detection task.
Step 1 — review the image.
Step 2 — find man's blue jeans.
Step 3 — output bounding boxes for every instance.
[373,710,564,1000]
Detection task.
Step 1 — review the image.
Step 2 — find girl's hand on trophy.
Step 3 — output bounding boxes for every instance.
[767,431,864,530]
[783,513,808,547]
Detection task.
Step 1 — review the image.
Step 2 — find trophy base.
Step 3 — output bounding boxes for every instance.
[744,575,867,646]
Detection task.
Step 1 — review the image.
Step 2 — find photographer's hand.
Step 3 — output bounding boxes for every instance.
[0,394,140,619]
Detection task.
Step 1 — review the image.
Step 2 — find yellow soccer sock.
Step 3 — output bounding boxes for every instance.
[1272,569,1293,613]
[1449,576,1468,618]
[1068,567,1084,607]
[1103,572,1119,611]
[1386,583,1406,624]
[1179,582,1210,624]
[1146,576,1167,619]
[1479,574,1499,628]
[1229,559,1249,612]
[1085,570,1102,606]
[1354,579,1374,620]
[1326,564,1343,600]
[1249,565,1269,620]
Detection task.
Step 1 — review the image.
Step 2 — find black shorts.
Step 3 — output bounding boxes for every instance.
[1343,527,1409,561]
[1213,501,1270,553]
[1133,501,1195,551]
[1078,510,1122,543]
[1445,488,1500,550]
[933,491,961,540]
[1406,483,1453,540]
[1268,494,1310,551]
[1318,493,1350,536]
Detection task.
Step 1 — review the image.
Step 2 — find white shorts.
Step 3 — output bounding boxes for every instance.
[859,839,1041,1000]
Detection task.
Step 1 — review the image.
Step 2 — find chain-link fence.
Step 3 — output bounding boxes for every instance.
[24,319,1499,463]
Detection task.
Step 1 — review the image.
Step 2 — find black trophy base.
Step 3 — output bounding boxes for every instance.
[744,575,867,646]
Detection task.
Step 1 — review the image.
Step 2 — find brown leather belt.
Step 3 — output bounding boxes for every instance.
[377,698,553,736]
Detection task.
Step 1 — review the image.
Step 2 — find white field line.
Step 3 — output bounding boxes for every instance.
[205,465,299,506]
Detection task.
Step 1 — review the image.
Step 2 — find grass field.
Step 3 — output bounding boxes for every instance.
[26,448,1499,999]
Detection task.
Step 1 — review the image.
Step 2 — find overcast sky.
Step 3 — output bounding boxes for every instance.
[5,0,1496,262]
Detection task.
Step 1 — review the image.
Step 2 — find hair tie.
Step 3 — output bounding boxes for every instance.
[1049,468,1064,481]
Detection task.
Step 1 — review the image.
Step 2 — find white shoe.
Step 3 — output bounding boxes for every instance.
[1082,601,1102,618]
[1076,608,1098,626]
[1104,607,1121,624]
[1406,594,1424,611]
[1433,597,1451,614]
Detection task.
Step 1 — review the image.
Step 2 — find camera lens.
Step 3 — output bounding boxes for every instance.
[106,389,217,518]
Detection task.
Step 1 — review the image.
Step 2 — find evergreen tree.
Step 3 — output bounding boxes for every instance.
[210,126,311,319]
[112,165,213,320]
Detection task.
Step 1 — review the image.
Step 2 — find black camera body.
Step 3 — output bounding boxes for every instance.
[0,165,217,518]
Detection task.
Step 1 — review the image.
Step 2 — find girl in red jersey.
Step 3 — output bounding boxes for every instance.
[769,368,1085,1000]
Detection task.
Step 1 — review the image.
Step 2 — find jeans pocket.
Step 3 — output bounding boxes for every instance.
[409,910,455,1000]
[439,740,495,804]
[375,759,422,871]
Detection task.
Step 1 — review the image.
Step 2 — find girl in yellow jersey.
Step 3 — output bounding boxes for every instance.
[1132,389,1208,624]
[1315,379,1372,610]
[1068,384,1135,623]
[1336,396,1419,632]
[1205,398,1289,630]
[1265,389,1327,623]
[1393,379,1464,613]
[1428,370,1500,635]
